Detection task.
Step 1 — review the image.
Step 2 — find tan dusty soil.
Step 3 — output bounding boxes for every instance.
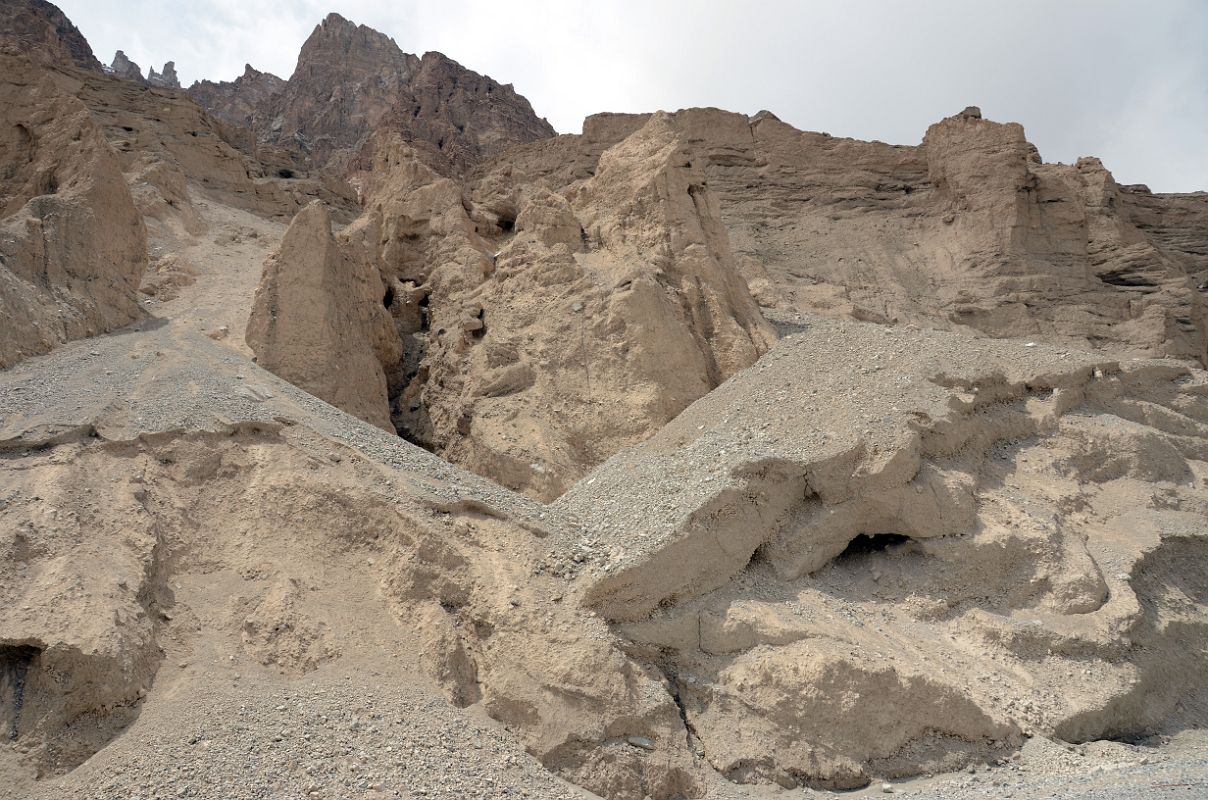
[141,194,286,355]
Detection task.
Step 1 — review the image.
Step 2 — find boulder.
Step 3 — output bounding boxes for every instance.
[245,201,401,430]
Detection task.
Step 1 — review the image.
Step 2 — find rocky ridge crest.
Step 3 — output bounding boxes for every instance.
[0,0,102,71]
[189,13,556,175]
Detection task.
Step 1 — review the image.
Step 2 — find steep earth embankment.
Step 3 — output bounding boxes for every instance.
[474,107,1208,364]
[0,55,145,367]
[248,119,776,498]
[248,106,1208,500]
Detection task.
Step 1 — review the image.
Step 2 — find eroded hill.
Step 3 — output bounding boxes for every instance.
[1,3,1207,800]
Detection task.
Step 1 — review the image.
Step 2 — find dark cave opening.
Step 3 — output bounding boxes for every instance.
[0,644,42,741]
[1099,270,1157,289]
[836,533,911,561]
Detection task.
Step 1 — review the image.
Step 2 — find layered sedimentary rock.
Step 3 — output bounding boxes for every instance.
[688,107,1206,362]
[64,56,357,236]
[238,100,1208,796]
[251,104,1206,500]
[190,13,555,174]
[0,55,146,367]
[4,4,1208,800]
[469,107,1207,365]
[0,12,355,368]
[1120,184,1208,291]
[0,0,102,71]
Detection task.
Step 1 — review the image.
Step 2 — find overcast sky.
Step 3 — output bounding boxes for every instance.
[57,0,1208,192]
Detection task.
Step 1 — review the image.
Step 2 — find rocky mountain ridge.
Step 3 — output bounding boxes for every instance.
[188,12,557,175]
[188,63,287,132]
[106,49,181,87]
[0,0,101,70]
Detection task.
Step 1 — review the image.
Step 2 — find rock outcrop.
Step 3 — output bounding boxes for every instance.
[248,122,775,498]
[146,61,179,88]
[66,56,357,234]
[657,107,1206,363]
[553,316,1208,789]
[108,49,142,81]
[108,53,181,88]
[410,112,775,497]
[248,104,1208,500]
[3,4,1208,800]
[264,11,414,172]
[1119,184,1208,293]
[0,55,146,368]
[246,201,401,430]
[0,0,102,71]
[187,64,286,132]
[189,13,555,174]
[466,107,1208,365]
[0,9,356,367]
[360,49,559,175]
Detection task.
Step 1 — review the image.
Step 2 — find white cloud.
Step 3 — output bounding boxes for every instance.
[55,0,1208,191]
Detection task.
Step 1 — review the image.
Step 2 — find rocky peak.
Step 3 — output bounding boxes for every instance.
[109,49,143,81]
[0,0,103,71]
[262,13,419,168]
[107,50,180,88]
[189,13,554,175]
[296,11,413,69]
[147,60,179,88]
